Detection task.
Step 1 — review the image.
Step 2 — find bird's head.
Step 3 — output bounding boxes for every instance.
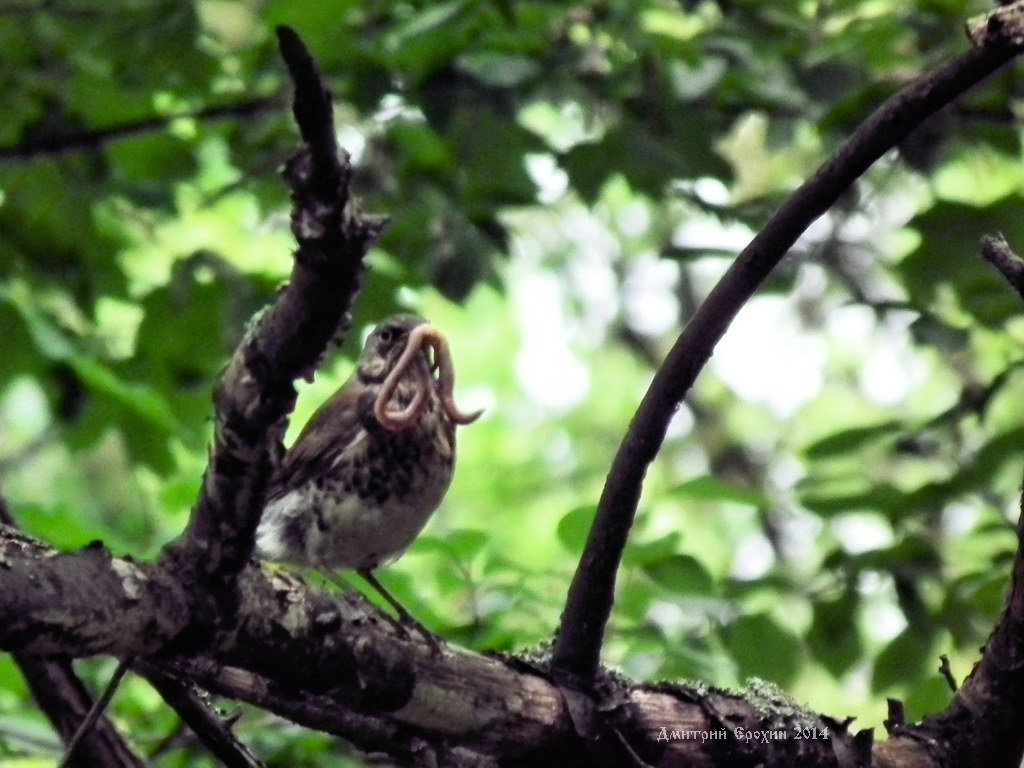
[359,313,483,432]
[358,313,430,383]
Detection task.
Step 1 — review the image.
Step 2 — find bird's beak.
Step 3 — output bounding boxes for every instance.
[375,324,483,431]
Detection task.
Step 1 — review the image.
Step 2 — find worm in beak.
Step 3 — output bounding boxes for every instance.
[374,324,484,432]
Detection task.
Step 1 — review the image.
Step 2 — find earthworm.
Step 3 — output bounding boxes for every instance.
[374,324,483,431]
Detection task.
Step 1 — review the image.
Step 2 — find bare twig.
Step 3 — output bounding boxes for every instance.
[139,666,264,768]
[981,234,1024,300]
[552,20,1024,682]
[0,97,280,160]
[153,658,425,763]
[938,654,958,693]
[16,655,144,768]
[57,658,131,768]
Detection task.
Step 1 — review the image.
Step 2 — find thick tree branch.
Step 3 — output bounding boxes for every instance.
[16,512,1024,765]
[167,26,382,603]
[0,496,145,768]
[0,525,188,657]
[552,7,1024,684]
[0,529,876,766]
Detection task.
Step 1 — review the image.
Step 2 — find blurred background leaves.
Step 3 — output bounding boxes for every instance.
[2,0,1024,765]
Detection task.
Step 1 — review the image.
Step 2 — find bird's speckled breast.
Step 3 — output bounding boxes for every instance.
[309,378,455,569]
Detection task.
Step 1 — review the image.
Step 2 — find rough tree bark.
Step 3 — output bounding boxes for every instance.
[4,9,1024,768]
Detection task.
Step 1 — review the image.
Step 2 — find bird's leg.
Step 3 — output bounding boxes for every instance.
[318,568,416,640]
[357,568,442,654]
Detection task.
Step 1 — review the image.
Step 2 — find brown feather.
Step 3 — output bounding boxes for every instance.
[267,372,375,499]
[265,313,434,503]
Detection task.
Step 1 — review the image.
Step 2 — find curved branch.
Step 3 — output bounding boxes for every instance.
[552,21,1024,681]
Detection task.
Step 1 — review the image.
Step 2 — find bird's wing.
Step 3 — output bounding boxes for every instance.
[267,376,377,501]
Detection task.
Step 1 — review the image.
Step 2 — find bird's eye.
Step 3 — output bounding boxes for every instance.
[379,327,395,343]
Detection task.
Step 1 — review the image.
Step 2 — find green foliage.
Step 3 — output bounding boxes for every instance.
[2,0,1024,763]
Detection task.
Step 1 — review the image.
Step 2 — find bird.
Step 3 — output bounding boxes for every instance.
[255,313,482,644]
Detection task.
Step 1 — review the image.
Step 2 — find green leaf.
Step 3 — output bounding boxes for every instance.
[853,534,940,573]
[384,0,476,78]
[0,299,42,382]
[14,502,111,551]
[561,117,728,201]
[958,571,1008,620]
[799,480,904,519]
[904,675,954,722]
[899,199,1024,327]
[909,314,971,352]
[456,52,540,88]
[670,476,768,507]
[807,590,863,676]
[872,628,936,693]
[643,554,714,596]
[444,528,489,559]
[557,505,595,554]
[624,532,683,566]
[803,421,902,459]
[69,355,177,433]
[725,613,802,687]
[389,122,456,177]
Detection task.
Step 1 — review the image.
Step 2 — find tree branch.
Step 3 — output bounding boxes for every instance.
[552,8,1024,684]
[871,479,1024,767]
[150,659,428,764]
[165,26,382,608]
[16,656,144,768]
[57,658,132,768]
[875,238,1024,765]
[138,666,264,768]
[0,495,145,768]
[981,234,1024,299]
[6,509,1018,766]
[0,97,280,160]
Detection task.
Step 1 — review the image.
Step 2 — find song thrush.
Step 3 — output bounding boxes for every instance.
[255,313,481,641]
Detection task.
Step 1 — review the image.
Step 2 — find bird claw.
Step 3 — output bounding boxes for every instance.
[375,324,483,431]
[356,569,444,655]
[397,612,444,656]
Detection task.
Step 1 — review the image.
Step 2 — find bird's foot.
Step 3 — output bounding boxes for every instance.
[358,568,443,656]
[397,612,443,656]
